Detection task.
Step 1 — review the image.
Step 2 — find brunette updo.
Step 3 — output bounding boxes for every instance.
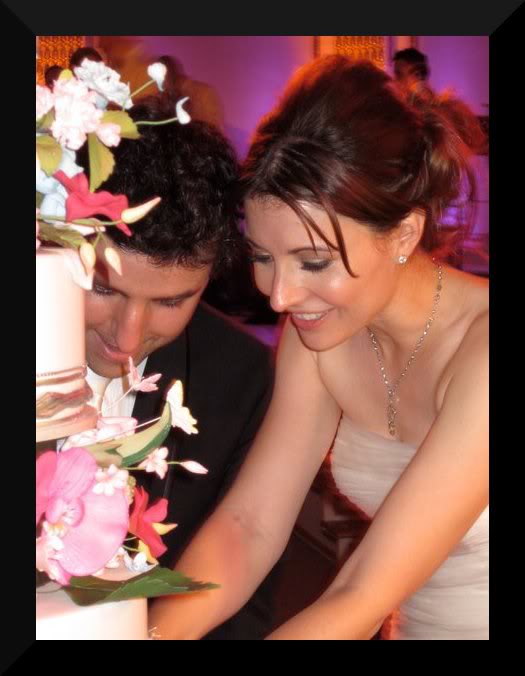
[240,56,477,274]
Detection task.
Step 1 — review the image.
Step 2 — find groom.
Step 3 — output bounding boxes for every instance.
[83,94,277,640]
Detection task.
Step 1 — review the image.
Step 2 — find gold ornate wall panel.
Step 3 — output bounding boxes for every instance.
[315,36,387,69]
[36,36,85,84]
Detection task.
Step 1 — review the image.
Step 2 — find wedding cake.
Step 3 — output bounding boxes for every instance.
[36,247,97,442]
[36,248,149,641]
[36,569,149,641]
[36,55,207,642]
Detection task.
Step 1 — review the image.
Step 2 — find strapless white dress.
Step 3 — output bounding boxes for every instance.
[330,415,489,640]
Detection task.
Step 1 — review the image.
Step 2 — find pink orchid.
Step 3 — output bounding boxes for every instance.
[54,171,131,236]
[35,448,129,584]
[128,487,170,559]
[128,356,162,392]
[138,447,169,479]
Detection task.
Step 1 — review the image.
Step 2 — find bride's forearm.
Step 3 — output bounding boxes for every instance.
[148,508,274,640]
[266,586,385,640]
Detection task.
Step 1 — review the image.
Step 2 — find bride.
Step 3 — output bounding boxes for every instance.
[150,56,488,640]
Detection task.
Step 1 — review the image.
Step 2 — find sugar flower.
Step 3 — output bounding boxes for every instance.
[176,97,191,125]
[128,487,174,559]
[105,247,123,275]
[36,448,129,581]
[178,460,208,475]
[62,416,138,450]
[54,171,130,232]
[36,84,54,120]
[93,464,130,497]
[147,62,167,91]
[166,380,198,435]
[73,58,132,110]
[138,447,169,479]
[96,122,122,148]
[51,77,102,150]
[128,356,162,392]
[123,550,157,574]
[121,196,161,224]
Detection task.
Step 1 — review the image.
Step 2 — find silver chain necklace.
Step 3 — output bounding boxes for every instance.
[367,261,443,437]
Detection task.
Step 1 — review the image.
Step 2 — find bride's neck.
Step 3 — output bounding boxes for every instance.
[367,251,444,360]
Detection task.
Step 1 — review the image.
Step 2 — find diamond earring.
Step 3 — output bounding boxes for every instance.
[397,255,408,265]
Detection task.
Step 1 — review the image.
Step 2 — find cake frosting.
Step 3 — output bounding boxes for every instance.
[36,247,97,441]
[36,567,149,641]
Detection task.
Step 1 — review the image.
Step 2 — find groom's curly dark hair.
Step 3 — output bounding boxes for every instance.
[93,93,242,274]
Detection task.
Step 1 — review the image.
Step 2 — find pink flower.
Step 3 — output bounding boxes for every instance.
[62,416,138,450]
[54,171,130,235]
[35,448,129,582]
[138,447,169,479]
[128,356,162,392]
[51,78,103,150]
[96,122,121,147]
[128,487,170,559]
[36,532,69,586]
[36,84,54,120]
[93,464,129,497]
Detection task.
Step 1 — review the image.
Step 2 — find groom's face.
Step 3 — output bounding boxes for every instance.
[85,247,211,378]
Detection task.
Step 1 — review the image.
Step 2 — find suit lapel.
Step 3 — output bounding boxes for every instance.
[131,330,188,497]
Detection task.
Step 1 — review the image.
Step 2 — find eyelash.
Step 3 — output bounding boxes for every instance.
[92,283,182,308]
[247,254,332,274]
[92,283,114,296]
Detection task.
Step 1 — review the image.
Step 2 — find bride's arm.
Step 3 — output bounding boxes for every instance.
[148,319,342,639]
[267,315,489,640]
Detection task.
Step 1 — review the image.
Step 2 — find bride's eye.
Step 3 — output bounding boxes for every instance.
[301,260,332,273]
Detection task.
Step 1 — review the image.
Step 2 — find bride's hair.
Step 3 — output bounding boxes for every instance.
[240,56,479,275]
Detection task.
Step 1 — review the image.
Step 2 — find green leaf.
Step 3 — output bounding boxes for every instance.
[36,135,62,176]
[64,567,219,606]
[37,109,55,131]
[87,132,115,191]
[36,191,44,209]
[38,222,86,249]
[83,403,172,468]
[119,403,172,467]
[102,110,140,139]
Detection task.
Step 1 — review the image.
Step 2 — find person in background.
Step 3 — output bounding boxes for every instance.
[69,46,104,72]
[44,64,63,89]
[157,54,225,132]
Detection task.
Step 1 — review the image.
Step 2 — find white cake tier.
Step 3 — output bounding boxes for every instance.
[36,247,85,374]
[36,585,148,640]
[36,247,97,441]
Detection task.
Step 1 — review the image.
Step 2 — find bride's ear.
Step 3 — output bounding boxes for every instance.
[392,210,426,260]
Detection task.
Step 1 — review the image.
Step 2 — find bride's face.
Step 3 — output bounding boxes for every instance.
[244,197,399,351]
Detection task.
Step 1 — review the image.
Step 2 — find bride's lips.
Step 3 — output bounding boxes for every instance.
[290,309,333,331]
[93,332,132,364]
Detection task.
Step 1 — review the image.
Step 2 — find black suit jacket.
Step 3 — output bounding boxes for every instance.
[133,302,278,639]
